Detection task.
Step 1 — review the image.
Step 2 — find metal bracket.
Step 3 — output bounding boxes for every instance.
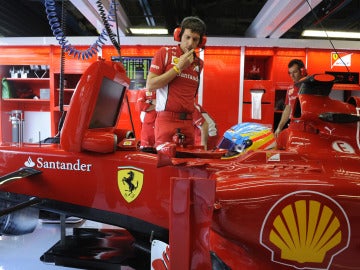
[0,167,42,186]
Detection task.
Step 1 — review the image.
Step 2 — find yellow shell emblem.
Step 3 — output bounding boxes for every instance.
[260,190,350,269]
[117,166,144,203]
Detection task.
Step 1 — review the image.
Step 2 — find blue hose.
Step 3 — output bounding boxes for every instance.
[44,0,108,59]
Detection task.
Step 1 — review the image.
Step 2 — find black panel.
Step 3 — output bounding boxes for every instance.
[325,71,359,84]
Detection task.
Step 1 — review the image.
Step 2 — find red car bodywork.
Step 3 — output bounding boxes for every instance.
[0,62,359,270]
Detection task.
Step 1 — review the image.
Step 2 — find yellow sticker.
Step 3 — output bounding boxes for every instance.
[332,52,339,60]
[117,166,144,203]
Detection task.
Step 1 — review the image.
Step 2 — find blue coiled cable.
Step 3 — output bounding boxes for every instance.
[44,0,108,60]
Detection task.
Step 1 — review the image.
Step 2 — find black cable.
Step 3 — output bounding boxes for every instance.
[56,0,67,136]
[113,0,122,58]
[305,0,350,73]
[96,0,121,57]
[101,0,136,136]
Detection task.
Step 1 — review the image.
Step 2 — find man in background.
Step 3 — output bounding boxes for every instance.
[136,88,156,150]
[274,59,307,138]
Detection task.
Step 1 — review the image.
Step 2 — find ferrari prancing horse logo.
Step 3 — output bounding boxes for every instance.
[117,166,144,203]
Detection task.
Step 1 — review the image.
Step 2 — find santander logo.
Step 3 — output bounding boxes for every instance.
[24,156,92,172]
[24,156,35,167]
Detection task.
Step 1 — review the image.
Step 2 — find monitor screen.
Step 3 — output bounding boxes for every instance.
[89,77,126,129]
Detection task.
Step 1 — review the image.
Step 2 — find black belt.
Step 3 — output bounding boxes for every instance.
[157,111,192,120]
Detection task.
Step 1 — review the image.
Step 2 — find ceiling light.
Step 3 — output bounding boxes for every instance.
[129,28,168,35]
[302,30,360,39]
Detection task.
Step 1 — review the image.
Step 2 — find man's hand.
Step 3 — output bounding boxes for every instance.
[177,49,195,71]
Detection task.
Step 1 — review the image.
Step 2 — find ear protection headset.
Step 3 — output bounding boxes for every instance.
[173,17,207,48]
[301,67,307,77]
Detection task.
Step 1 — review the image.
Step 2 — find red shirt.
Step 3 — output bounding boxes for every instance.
[149,45,203,113]
[285,83,300,112]
[136,89,156,124]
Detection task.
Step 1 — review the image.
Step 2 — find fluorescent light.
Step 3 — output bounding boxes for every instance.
[129,28,168,35]
[302,30,360,39]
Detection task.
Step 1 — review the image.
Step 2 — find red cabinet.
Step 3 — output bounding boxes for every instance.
[242,80,274,126]
[0,46,51,143]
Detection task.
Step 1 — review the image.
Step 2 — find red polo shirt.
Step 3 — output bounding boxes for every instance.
[149,45,203,113]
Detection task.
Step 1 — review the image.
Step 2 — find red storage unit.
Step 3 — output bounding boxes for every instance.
[272,49,306,82]
[242,48,275,127]
[0,46,51,142]
[241,103,274,127]
[242,80,275,126]
[243,80,274,103]
[202,46,241,137]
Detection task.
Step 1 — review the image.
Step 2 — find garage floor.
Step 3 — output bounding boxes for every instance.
[0,218,135,270]
[0,218,86,270]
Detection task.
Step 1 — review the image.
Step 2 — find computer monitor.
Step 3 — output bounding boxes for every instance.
[89,77,126,129]
[60,60,130,152]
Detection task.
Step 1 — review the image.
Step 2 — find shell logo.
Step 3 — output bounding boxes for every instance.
[117,166,144,203]
[260,191,350,270]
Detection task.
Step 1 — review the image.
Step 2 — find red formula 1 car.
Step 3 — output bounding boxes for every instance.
[0,60,359,270]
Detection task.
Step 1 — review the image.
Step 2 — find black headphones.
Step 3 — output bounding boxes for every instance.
[173,16,207,48]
